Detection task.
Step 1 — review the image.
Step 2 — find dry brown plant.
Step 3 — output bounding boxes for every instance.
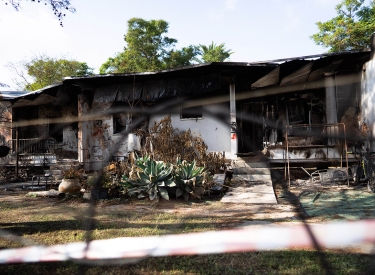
[141,115,226,173]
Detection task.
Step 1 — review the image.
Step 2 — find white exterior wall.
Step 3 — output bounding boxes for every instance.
[361,48,375,150]
[82,102,128,171]
[0,101,12,146]
[62,106,78,154]
[149,103,231,157]
[111,133,129,159]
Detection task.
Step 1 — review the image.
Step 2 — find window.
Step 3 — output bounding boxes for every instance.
[181,106,202,119]
[49,122,64,142]
[113,114,129,134]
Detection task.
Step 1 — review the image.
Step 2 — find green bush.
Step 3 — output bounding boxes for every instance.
[121,155,211,201]
[174,159,211,201]
[121,155,176,201]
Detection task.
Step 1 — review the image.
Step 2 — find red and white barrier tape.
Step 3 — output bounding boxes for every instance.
[1,220,375,264]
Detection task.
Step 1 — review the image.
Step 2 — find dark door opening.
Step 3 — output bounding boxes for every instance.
[49,123,64,142]
[239,102,264,153]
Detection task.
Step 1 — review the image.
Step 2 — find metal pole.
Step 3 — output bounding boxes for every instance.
[229,77,237,161]
[286,125,290,187]
[15,127,19,178]
[343,123,349,186]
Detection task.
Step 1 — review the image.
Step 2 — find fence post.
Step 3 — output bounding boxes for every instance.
[15,127,19,178]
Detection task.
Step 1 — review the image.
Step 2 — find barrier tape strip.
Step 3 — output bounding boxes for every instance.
[1,220,375,264]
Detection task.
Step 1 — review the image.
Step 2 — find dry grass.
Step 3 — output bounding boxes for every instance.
[0,191,373,275]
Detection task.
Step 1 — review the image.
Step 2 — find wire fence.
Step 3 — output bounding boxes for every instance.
[0,87,375,275]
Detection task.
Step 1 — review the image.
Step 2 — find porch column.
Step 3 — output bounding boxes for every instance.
[230,77,237,160]
[78,93,91,171]
[325,73,338,145]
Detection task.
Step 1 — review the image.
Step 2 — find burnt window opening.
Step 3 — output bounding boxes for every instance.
[181,106,203,119]
[111,101,142,134]
[70,122,79,140]
[287,100,308,125]
[286,100,312,137]
[14,106,39,139]
[70,122,78,131]
[113,113,130,134]
[49,123,64,143]
[113,110,143,134]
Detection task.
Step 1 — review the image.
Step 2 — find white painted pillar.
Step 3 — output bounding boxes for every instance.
[325,73,338,124]
[230,77,237,160]
[325,73,338,146]
[78,93,91,171]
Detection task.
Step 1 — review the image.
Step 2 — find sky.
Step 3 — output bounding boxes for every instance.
[0,0,343,90]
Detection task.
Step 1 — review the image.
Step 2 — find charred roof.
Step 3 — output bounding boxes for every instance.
[6,50,371,107]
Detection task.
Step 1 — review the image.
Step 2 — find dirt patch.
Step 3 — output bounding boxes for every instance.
[2,176,370,224]
[273,176,375,220]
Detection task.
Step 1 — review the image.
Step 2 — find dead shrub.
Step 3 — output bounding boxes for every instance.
[141,115,226,174]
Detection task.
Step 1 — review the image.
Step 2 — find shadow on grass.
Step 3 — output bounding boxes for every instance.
[0,250,372,275]
[0,218,226,236]
[0,220,82,235]
[299,190,375,219]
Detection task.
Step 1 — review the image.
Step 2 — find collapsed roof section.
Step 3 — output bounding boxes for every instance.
[5,50,370,107]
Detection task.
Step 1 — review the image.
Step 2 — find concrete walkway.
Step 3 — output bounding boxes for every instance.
[221,160,278,204]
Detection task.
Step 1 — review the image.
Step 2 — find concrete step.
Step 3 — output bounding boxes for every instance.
[234,174,272,184]
[233,167,271,175]
[44,169,63,181]
[221,174,277,204]
[50,164,80,171]
[51,159,79,168]
[44,169,62,175]
[56,158,79,164]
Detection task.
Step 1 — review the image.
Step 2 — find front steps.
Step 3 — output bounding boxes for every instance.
[46,159,80,185]
[221,158,278,204]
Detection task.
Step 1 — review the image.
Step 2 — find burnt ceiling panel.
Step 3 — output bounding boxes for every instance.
[192,73,221,94]
[178,78,193,96]
[279,60,311,80]
[94,85,119,103]
[115,82,143,102]
[337,52,370,72]
[162,78,179,98]
[142,80,166,102]
[308,60,343,82]
[11,99,33,108]
[251,67,280,89]
[54,86,72,105]
[27,94,56,106]
[280,62,313,86]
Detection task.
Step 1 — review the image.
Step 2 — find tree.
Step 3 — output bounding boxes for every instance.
[311,0,375,52]
[4,0,75,26]
[198,42,233,62]
[7,55,93,91]
[164,46,200,69]
[100,18,199,74]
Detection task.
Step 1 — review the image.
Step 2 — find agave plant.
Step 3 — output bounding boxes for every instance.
[122,155,175,200]
[174,159,210,201]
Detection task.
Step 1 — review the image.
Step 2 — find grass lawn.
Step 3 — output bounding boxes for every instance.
[0,193,373,275]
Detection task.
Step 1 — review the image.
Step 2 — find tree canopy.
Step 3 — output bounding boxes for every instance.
[311,0,375,52]
[100,18,199,74]
[7,55,93,91]
[198,42,233,62]
[100,18,232,74]
[4,0,75,26]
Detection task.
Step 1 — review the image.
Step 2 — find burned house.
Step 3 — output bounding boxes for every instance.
[2,36,375,171]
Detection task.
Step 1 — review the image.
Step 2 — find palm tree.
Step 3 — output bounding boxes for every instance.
[198,42,233,63]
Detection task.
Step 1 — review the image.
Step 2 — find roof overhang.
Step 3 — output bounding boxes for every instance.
[5,49,371,107]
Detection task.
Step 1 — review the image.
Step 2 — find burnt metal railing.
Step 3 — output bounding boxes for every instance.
[285,123,349,186]
[7,137,57,155]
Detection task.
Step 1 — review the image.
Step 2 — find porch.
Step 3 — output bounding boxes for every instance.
[0,138,60,167]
